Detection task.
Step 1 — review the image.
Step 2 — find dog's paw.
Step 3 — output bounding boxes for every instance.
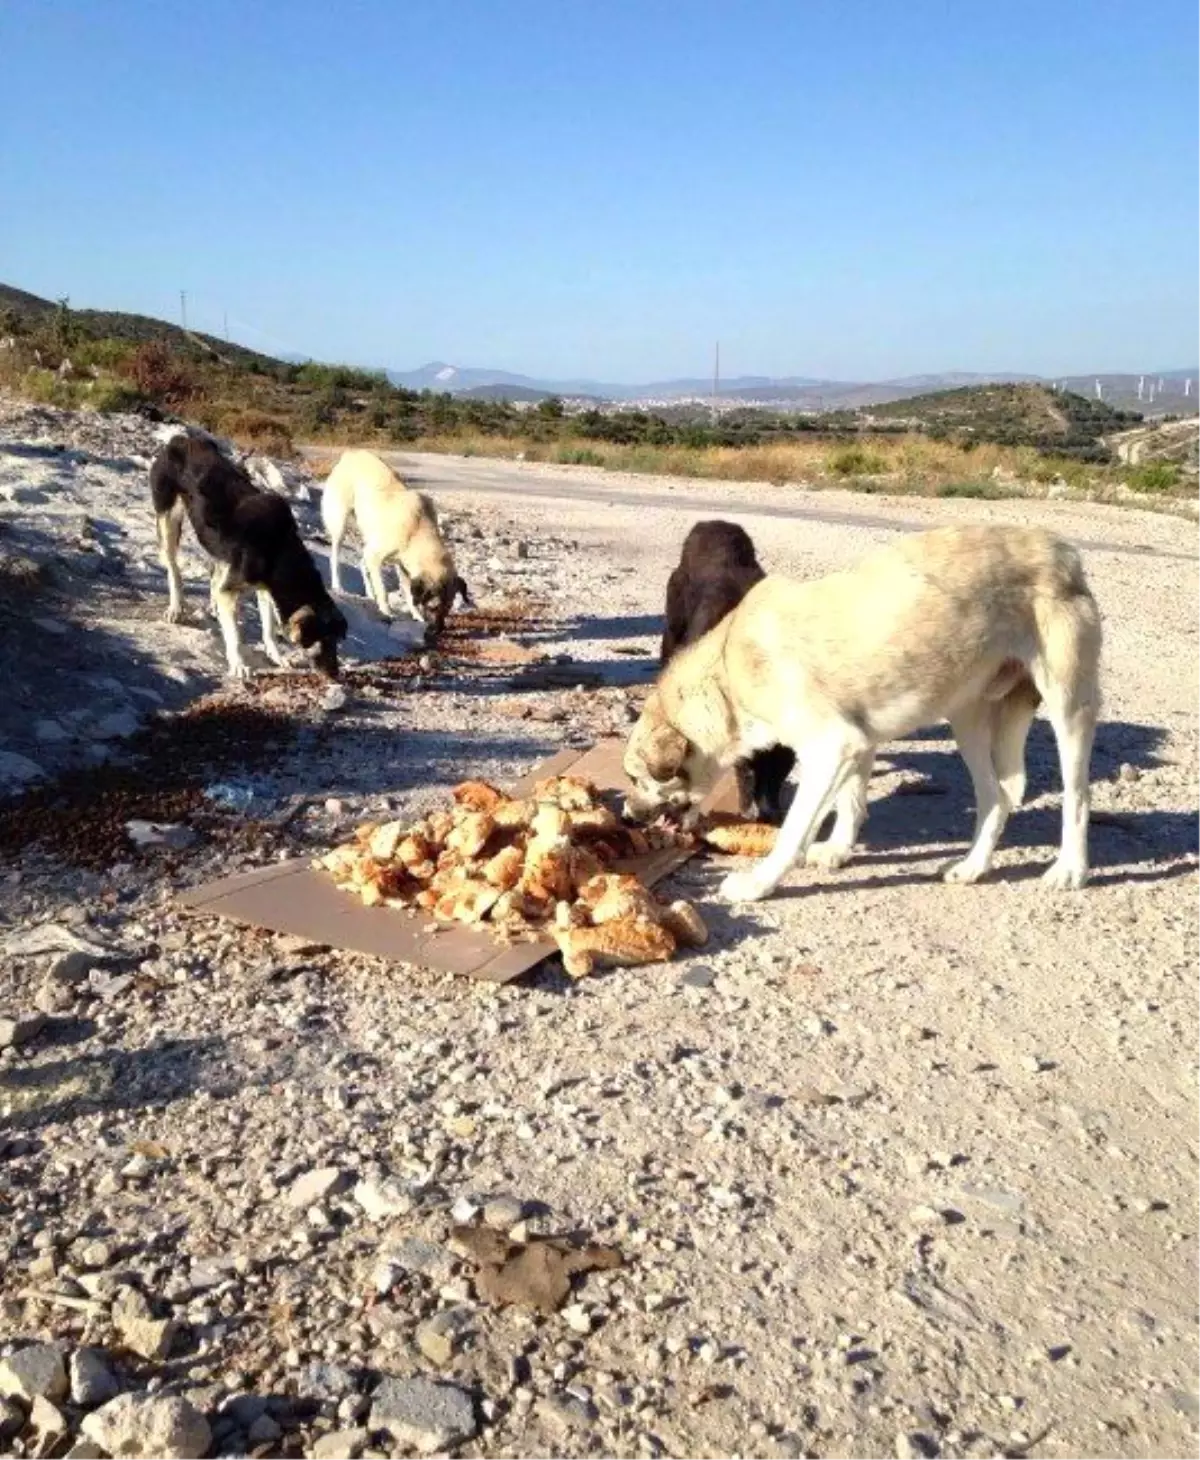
[164,605,185,625]
[941,856,988,885]
[227,661,253,682]
[1041,859,1088,890]
[719,869,771,903]
[806,841,851,871]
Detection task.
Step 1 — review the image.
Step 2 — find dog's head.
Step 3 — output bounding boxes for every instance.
[288,601,349,679]
[414,573,471,638]
[622,689,719,822]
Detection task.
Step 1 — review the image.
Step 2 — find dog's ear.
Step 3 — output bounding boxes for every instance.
[287,605,319,646]
[455,576,472,607]
[644,723,689,781]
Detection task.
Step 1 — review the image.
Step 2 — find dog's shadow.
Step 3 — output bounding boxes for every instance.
[773,717,1196,892]
[564,613,664,644]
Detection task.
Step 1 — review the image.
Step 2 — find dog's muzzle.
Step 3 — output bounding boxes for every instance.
[622,782,695,824]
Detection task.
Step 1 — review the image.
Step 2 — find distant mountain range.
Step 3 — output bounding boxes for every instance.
[385,360,1197,414]
[3,282,1193,417]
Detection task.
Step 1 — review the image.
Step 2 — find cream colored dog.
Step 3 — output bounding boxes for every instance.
[624,524,1102,902]
[321,448,470,633]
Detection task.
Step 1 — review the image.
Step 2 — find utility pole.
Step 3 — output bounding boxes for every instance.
[712,341,720,419]
[180,291,188,330]
[223,310,229,341]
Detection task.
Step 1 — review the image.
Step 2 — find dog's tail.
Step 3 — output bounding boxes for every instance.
[1032,540,1103,721]
[149,433,189,516]
[319,455,354,544]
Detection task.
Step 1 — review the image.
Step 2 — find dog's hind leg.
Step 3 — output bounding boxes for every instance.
[720,728,863,903]
[1037,696,1096,889]
[992,679,1040,811]
[212,564,251,680]
[257,590,288,669]
[321,481,349,595]
[157,503,187,623]
[943,704,1010,884]
[806,750,873,869]
[1032,591,1101,889]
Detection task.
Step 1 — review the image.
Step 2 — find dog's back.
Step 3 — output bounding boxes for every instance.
[719,524,1100,744]
[151,433,288,561]
[662,520,767,664]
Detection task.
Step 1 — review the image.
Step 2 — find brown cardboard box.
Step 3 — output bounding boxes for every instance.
[178,739,738,983]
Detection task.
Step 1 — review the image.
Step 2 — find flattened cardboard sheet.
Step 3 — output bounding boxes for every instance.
[179,740,738,983]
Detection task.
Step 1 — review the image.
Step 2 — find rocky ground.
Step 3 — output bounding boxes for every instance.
[0,402,1197,1460]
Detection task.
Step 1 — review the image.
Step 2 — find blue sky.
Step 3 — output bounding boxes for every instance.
[2,0,1196,381]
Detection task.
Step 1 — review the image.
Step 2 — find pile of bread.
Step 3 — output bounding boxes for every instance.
[315,774,776,978]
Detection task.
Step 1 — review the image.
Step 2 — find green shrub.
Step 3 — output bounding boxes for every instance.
[22,367,85,408]
[90,379,150,413]
[827,444,888,477]
[1125,461,1181,494]
[936,479,1004,499]
[555,445,604,466]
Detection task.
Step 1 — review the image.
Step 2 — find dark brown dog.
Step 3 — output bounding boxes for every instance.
[660,520,794,821]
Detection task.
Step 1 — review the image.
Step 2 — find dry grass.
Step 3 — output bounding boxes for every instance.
[392,432,1113,497]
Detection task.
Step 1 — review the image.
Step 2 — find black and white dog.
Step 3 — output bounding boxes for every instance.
[660,520,795,822]
[150,433,348,680]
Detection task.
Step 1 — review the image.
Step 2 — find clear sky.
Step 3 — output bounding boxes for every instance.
[2,0,1196,382]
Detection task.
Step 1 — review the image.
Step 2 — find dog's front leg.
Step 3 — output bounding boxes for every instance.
[362,551,394,620]
[257,590,288,669]
[806,750,873,869]
[212,569,251,680]
[394,563,420,622]
[721,736,857,902]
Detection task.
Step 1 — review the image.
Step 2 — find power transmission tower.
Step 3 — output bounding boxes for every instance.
[223,310,229,340]
[180,291,188,330]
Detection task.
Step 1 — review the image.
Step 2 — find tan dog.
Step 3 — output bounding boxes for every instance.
[624,524,1102,902]
[321,448,470,633]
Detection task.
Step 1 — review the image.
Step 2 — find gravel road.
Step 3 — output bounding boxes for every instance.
[2,416,1196,1460]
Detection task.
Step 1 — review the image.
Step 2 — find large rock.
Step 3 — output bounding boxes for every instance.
[69,1348,120,1407]
[352,1176,414,1221]
[312,1429,369,1459]
[112,1287,178,1362]
[80,1393,211,1459]
[284,1166,346,1209]
[370,1376,477,1454]
[0,1342,68,1402]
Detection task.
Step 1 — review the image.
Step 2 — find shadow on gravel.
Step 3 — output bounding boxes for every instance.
[567,613,664,643]
[294,726,559,804]
[0,527,221,782]
[0,1034,238,1134]
[772,716,1195,893]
